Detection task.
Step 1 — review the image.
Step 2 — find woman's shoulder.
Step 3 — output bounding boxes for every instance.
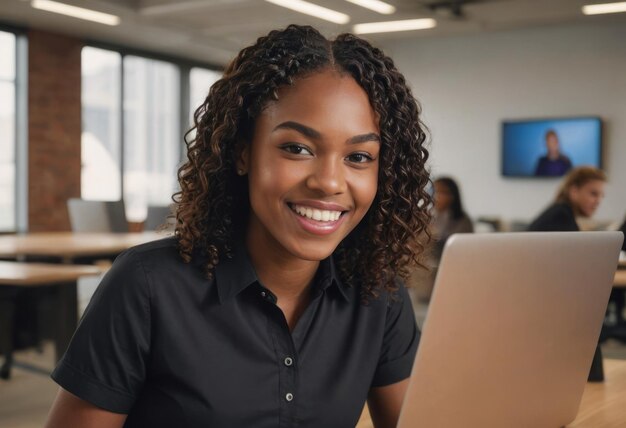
[528,202,576,231]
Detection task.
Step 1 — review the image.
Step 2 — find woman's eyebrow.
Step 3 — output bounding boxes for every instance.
[347,133,380,145]
[273,121,321,140]
[273,121,380,144]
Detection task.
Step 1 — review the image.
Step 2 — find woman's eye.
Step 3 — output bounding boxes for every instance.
[346,153,374,163]
[281,144,313,156]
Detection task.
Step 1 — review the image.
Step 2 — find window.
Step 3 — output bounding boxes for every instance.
[81,47,220,224]
[123,56,180,222]
[81,47,122,201]
[189,67,221,124]
[0,31,16,231]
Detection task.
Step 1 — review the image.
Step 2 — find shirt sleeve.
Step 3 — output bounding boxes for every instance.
[51,249,151,414]
[371,280,420,387]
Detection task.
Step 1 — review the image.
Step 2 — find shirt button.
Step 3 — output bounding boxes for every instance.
[285,393,294,402]
[284,357,293,367]
[260,291,267,298]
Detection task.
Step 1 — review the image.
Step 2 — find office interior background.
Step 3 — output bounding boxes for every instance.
[0,0,626,426]
[0,0,626,233]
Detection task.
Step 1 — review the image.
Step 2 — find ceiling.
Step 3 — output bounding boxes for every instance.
[0,0,624,66]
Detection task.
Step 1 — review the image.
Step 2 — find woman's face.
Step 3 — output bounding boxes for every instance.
[240,69,380,262]
[433,181,453,212]
[569,179,605,217]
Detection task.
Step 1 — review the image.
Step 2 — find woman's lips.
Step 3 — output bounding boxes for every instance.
[288,203,348,236]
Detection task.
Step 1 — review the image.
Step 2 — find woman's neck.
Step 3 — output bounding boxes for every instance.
[245,230,319,301]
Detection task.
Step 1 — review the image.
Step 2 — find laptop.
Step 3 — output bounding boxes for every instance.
[398,231,624,428]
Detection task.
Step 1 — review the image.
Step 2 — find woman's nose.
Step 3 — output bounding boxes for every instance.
[306,157,347,195]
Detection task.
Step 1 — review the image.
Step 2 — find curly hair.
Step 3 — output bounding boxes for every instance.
[173,24,432,302]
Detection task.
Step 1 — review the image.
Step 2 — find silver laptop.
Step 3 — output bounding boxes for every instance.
[398,231,623,428]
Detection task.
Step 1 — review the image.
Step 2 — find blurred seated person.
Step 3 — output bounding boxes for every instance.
[432,177,474,257]
[528,166,605,232]
[528,166,607,381]
[410,177,473,302]
[534,129,572,177]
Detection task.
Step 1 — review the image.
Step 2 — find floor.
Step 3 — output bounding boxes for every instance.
[2,298,626,428]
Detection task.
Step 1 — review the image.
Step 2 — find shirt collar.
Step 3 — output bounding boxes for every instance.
[214,241,259,304]
[316,255,349,302]
[214,240,350,304]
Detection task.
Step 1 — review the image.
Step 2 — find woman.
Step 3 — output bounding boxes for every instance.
[45,25,432,427]
[528,166,606,382]
[432,177,473,258]
[410,177,472,302]
[528,166,606,232]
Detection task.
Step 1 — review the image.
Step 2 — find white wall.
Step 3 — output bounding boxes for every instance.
[382,22,626,223]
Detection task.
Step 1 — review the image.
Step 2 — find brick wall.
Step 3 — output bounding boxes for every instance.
[28,30,82,232]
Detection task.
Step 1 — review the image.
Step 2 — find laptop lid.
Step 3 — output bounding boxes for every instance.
[398,231,623,428]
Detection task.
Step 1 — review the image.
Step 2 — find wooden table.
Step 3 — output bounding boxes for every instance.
[0,232,167,378]
[0,232,165,262]
[0,262,102,379]
[356,359,626,427]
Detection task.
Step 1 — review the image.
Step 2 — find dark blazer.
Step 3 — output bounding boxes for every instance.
[528,202,578,232]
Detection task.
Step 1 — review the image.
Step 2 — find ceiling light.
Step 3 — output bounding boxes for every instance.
[353,18,436,34]
[582,2,626,15]
[31,0,120,26]
[345,0,396,15]
[264,0,350,24]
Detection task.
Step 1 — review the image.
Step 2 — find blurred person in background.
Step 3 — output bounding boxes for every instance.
[528,166,606,382]
[410,176,473,302]
[534,129,572,177]
[432,177,474,259]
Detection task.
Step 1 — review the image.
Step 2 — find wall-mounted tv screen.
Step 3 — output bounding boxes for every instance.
[501,117,602,177]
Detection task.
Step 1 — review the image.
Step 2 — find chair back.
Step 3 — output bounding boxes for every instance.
[67,199,128,233]
[144,205,174,231]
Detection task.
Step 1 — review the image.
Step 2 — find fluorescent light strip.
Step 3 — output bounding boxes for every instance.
[264,0,350,24]
[31,0,120,26]
[346,0,396,15]
[353,18,436,34]
[582,2,626,15]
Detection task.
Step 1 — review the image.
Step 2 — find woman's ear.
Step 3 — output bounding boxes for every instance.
[235,142,250,176]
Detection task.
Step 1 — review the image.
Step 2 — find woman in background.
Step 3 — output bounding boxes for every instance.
[432,177,473,258]
[528,166,606,382]
[411,177,472,302]
[528,166,606,232]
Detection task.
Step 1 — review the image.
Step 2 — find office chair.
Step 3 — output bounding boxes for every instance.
[67,198,128,233]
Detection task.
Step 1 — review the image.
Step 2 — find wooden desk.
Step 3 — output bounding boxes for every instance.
[0,262,101,379]
[568,359,626,426]
[356,359,626,427]
[0,232,165,261]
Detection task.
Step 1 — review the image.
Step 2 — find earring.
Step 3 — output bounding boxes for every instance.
[237,168,245,175]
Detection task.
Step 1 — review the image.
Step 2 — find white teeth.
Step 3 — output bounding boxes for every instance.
[292,204,342,222]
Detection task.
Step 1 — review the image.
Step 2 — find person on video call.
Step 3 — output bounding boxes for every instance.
[534,129,572,177]
[44,25,433,428]
[528,166,606,381]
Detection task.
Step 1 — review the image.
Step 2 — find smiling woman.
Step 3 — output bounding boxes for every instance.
[45,25,432,428]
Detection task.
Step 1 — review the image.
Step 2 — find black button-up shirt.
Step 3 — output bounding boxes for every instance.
[52,237,419,428]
